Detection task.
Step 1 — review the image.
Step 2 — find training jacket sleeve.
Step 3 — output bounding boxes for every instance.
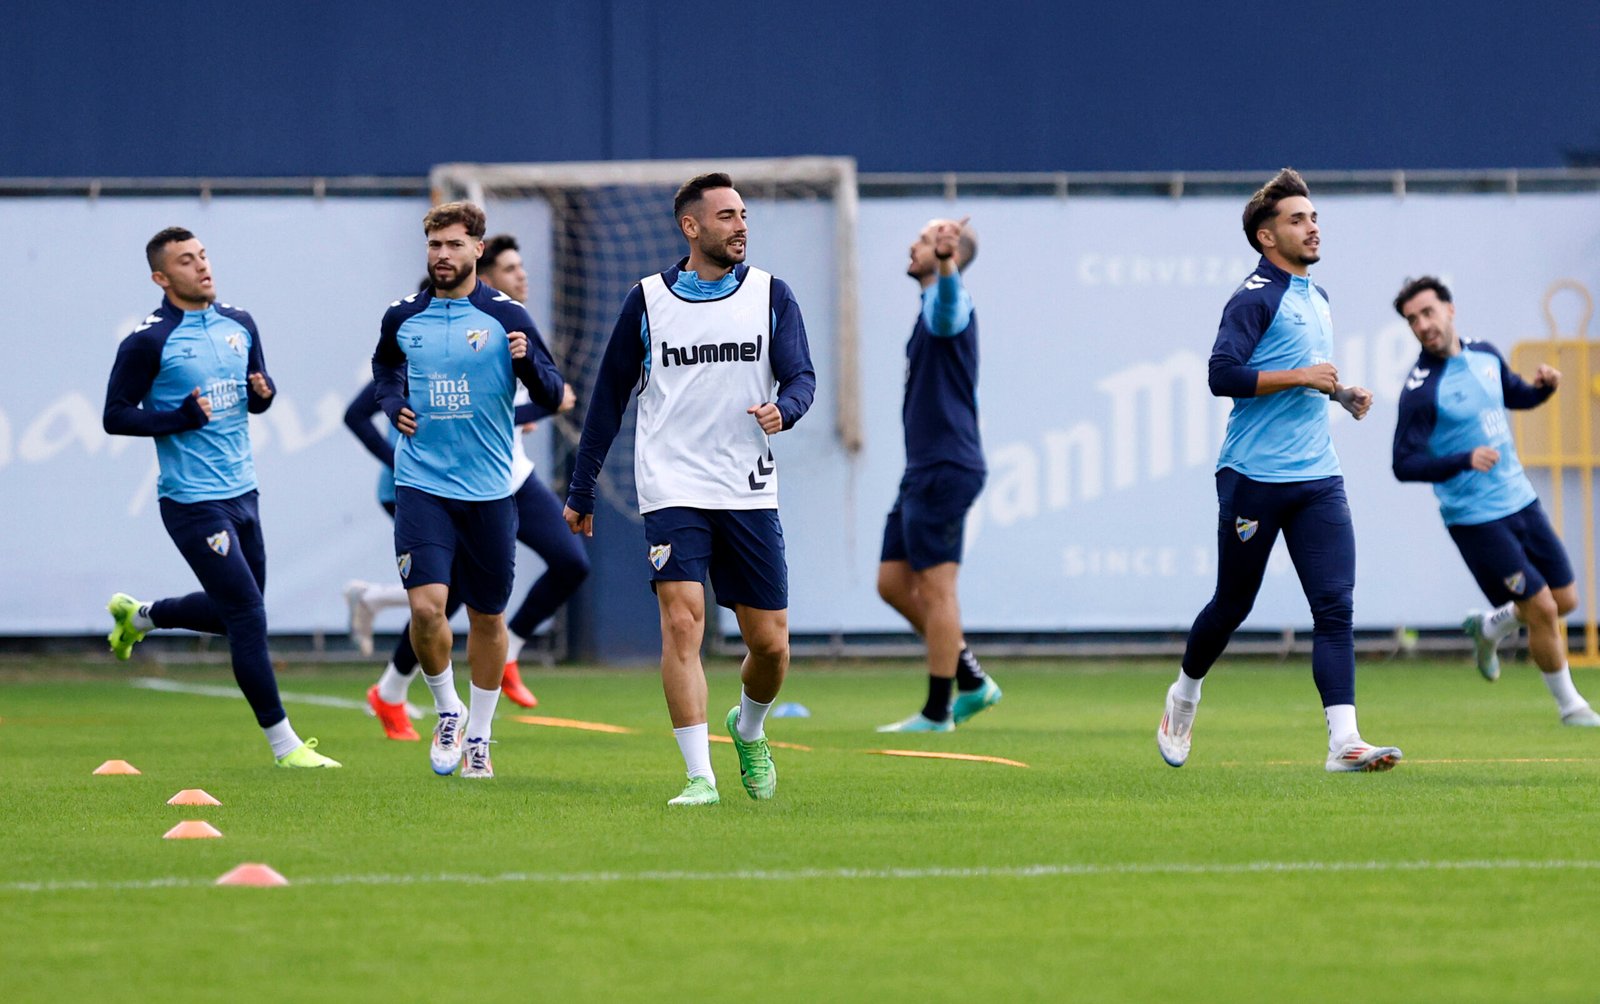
[770,279,817,431]
[1477,341,1556,410]
[102,330,209,437]
[343,379,395,468]
[371,306,410,427]
[1392,380,1473,482]
[1208,294,1274,399]
[564,286,648,516]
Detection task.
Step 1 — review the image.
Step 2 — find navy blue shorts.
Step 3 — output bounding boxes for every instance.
[642,507,787,611]
[879,464,986,571]
[1448,500,1574,606]
[393,486,518,614]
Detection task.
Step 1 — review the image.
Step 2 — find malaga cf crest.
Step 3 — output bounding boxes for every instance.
[648,543,672,571]
[1235,517,1259,542]
[466,329,489,351]
[397,552,412,579]
[206,530,231,556]
[225,332,246,356]
[1503,572,1526,596]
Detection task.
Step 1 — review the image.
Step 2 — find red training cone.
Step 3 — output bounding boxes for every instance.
[93,760,141,775]
[167,789,222,806]
[163,820,223,839]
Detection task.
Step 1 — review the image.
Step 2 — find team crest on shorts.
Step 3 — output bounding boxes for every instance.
[397,552,412,579]
[1504,571,1526,596]
[466,329,489,351]
[1235,517,1259,542]
[648,543,672,571]
[225,332,246,355]
[205,530,231,556]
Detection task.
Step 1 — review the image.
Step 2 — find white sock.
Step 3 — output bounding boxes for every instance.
[505,631,526,663]
[1324,704,1359,750]
[737,689,773,742]
[1173,668,1204,703]
[673,723,715,784]
[363,583,411,612]
[264,718,302,758]
[1484,602,1521,642]
[133,603,155,632]
[375,663,414,705]
[1543,665,1588,716]
[467,684,500,743]
[424,662,464,716]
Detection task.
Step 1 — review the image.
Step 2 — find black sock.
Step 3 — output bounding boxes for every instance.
[955,646,986,692]
[921,675,954,721]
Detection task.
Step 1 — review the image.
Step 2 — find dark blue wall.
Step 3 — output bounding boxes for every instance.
[4,0,1596,176]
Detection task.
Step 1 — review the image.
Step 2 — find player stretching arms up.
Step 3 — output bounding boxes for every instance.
[103,227,339,768]
[876,217,1001,733]
[564,173,816,806]
[1156,169,1403,773]
[1391,276,1599,726]
[373,204,568,778]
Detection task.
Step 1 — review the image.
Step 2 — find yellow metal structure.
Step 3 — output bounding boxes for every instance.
[1511,280,1598,666]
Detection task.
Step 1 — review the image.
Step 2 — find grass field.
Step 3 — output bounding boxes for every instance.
[3,655,1598,1002]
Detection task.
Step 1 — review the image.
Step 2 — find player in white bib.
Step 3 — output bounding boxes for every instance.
[564,172,817,806]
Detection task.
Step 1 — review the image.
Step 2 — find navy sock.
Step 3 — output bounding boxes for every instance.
[921,675,954,722]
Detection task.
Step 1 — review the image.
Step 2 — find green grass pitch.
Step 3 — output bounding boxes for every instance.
[3,656,1598,1002]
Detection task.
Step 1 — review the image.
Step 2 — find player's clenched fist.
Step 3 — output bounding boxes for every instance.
[190,387,212,422]
[248,372,273,400]
[508,330,528,359]
[562,505,593,537]
[1299,362,1338,394]
[747,402,782,435]
[394,407,418,436]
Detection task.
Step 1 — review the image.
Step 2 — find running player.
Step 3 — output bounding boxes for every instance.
[1391,276,1599,725]
[1156,169,1403,773]
[103,227,340,768]
[563,173,816,806]
[372,203,568,778]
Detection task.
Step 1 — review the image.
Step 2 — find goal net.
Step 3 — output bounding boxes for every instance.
[429,157,861,521]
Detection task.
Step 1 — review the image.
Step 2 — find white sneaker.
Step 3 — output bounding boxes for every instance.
[1325,739,1403,773]
[1157,684,1196,767]
[430,710,467,775]
[1461,612,1500,682]
[344,580,377,658]
[460,738,494,778]
[1560,706,1600,727]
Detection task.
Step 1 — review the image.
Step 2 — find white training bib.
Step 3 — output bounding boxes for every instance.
[635,268,778,512]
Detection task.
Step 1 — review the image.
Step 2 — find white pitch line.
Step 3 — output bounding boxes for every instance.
[6,858,1600,895]
[131,676,370,711]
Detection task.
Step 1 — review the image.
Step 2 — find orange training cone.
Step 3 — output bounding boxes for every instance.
[215,863,288,887]
[163,820,223,839]
[93,760,141,775]
[167,789,222,806]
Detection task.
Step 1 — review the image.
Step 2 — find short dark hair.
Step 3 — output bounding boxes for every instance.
[673,172,734,222]
[423,201,487,238]
[481,234,520,272]
[146,226,196,270]
[1242,168,1310,254]
[1393,275,1453,316]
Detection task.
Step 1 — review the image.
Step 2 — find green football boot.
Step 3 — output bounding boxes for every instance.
[725,706,777,800]
[106,593,148,661]
[667,776,720,806]
[952,676,1003,725]
[275,738,343,768]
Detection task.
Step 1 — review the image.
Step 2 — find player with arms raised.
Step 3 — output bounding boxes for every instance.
[564,173,816,806]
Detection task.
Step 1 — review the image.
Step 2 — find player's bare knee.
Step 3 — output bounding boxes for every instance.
[1552,586,1579,617]
[1519,590,1559,627]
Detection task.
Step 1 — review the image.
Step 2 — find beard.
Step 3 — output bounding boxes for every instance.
[174,278,216,305]
[431,260,474,291]
[699,236,745,269]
